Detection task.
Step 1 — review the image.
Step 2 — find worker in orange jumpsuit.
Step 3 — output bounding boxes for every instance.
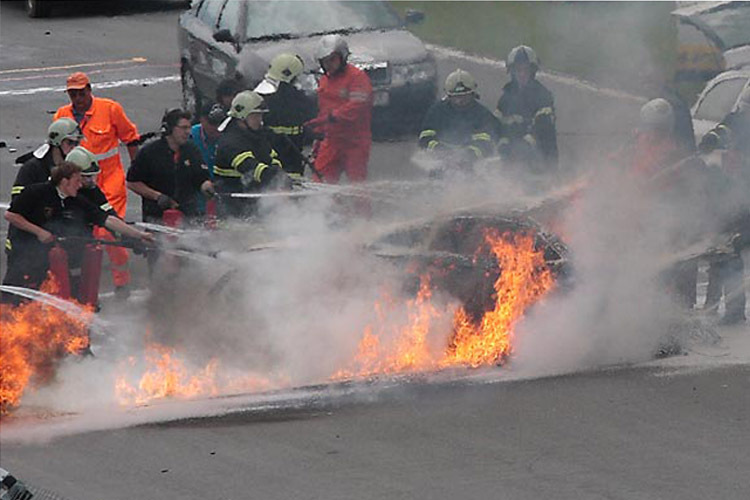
[304,34,373,184]
[54,72,140,298]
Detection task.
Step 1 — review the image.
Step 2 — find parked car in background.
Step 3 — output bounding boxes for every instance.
[673,1,750,83]
[178,0,438,133]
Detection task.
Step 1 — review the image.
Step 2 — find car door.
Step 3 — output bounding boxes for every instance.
[185,0,227,98]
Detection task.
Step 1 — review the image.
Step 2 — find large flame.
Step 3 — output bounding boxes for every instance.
[337,230,554,377]
[3,230,554,414]
[0,278,91,416]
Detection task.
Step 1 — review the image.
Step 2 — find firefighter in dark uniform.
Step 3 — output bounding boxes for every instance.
[2,162,152,301]
[419,69,500,173]
[496,45,558,174]
[11,118,82,200]
[214,90,292,217]
[698,87,750,324]
[127,109,215,224]
[255,53,317,179]
[60,146,119,297]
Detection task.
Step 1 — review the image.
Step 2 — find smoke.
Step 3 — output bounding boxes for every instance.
[513,156,720,376]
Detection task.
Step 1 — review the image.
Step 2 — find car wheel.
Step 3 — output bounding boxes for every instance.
[181,64,202,118]
[26,0,51,17]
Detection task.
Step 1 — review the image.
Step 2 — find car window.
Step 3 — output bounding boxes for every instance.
[694,77,747,122]
[218,0,241,34]
[245,0,401,40]
[197,0,224,28]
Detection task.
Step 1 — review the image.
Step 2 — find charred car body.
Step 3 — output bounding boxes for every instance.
[178,0,438,132]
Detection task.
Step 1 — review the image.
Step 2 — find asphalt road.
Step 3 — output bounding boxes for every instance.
[2,3,749,500]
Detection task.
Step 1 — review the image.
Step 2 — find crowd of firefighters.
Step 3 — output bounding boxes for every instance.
[3,35,750,325]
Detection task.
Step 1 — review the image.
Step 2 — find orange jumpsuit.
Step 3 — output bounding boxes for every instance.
[54,96,139,287]
[314,64,373,183]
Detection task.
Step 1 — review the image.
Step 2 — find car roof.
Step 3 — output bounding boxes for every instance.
[671,1,736,18]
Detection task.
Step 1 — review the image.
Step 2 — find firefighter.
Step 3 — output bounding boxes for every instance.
[2,162,152,300]
[496,45,558,174]
[697,87,750,324]
[418,69,500,172]
[618,98,683,179]
[62,146,118,299]
[304,34,373,184]
[54,71,140,297]
[255,53,317,179]
[213,90,291,216]
[11,118,82,199]
[639,65,696,155]
[127,109,215,224]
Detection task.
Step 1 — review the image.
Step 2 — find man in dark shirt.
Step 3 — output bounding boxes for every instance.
[127,109,215,223]
[11,118,82,199]
[3,162,152,297]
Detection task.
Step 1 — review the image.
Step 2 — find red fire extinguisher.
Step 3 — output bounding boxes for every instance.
[48,244,71,299]
[205,198,218,230]
[162,208,183,229]
[78,243,104,307]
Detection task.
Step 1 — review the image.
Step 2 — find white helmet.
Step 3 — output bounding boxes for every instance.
[507,45,540,76]
[640,98,674,130]
[315,34,349,62]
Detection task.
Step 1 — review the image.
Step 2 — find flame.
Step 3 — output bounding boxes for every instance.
[443,230,554,367]
[336,230,554,377]
[0,277,91,416]
[115,341,280,407]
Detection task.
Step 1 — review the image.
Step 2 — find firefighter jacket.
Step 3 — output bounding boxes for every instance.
[54,96,140,217]
[127,137,210,220]
[316,64,373,141]
[418,98,500,159]
[213,119,284,192]
[3,182,109,289]
[496,79,558,171]
[264,82,317,176]
[11,150,55,199]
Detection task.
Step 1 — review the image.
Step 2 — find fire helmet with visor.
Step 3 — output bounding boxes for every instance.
[65,146,101,176]
[255,53,305,95]
[507,45,540,77]
[315,34,350,63]
[47,118,83,147]
[444,69,478,96]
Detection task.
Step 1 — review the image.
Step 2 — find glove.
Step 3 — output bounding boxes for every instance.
[698,133,718,154]
[201,181,216,199]
[156,193,177,210]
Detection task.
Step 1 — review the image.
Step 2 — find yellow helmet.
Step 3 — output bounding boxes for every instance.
[228,91,269,119]
[65,146,100,175]
[266,53,305,84]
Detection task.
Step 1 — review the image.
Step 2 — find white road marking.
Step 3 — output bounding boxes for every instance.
[0,57,148,75]
[427,44,645,103]
[0,75,180,96]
